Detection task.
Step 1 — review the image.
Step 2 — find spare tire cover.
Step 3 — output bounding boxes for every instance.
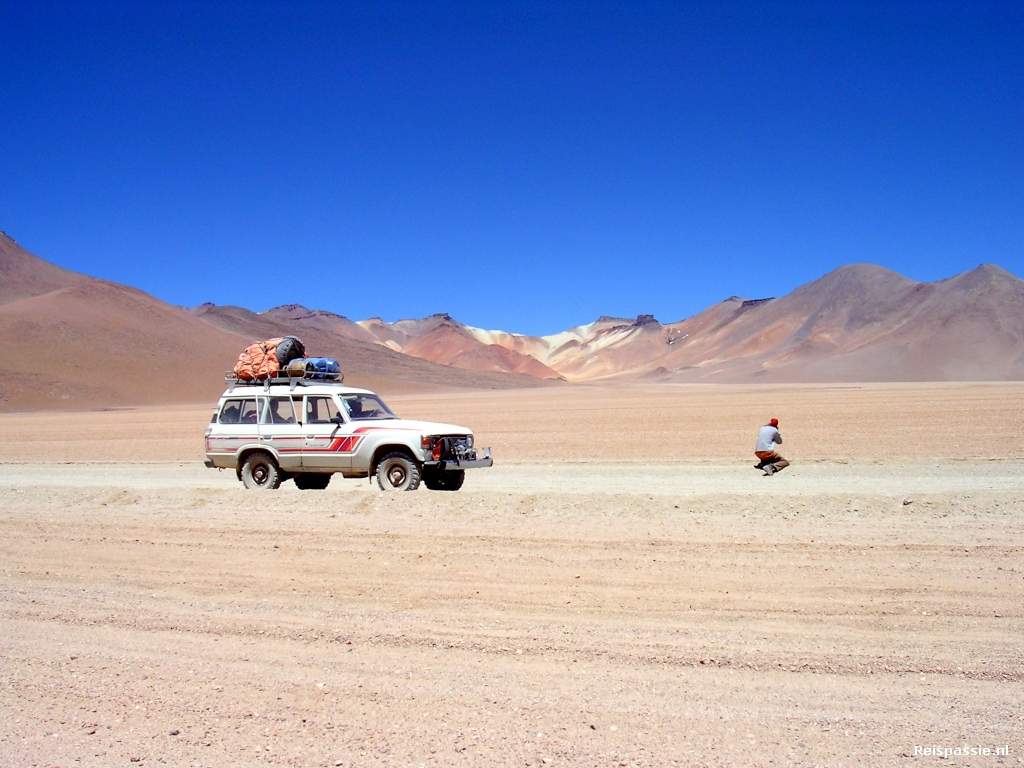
[275,336,305,367]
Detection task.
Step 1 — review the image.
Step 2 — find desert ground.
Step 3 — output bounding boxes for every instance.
[1,383,1022,768]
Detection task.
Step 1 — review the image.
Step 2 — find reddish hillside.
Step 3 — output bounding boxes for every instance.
[0,280,250,410]
[3,229,1021,410]
[0,232,90,305]
[541,316,673,380]
[0,237,546,410]
[294,312,565,379]
[792,264,1024,381]
[262,304,380,344]
[356,317,415,350]
[311,263,1024,382]
[657,264,1024,381]
[648,264,913,376]
[188,304,549,394]
[402,321,562,379]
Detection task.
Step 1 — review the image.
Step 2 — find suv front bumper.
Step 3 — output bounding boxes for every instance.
[425,458,493,471]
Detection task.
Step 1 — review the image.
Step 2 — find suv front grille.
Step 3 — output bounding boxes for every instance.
[438,436,476,462]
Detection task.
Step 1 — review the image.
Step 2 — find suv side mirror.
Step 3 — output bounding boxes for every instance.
[331,415,345,424]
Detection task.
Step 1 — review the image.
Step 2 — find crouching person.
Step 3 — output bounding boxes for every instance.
[755,418,790,476]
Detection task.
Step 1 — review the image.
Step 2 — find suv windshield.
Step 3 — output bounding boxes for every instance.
[340,393,396,421]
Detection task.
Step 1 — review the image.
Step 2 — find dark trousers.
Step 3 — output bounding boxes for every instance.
[755,450,790,471]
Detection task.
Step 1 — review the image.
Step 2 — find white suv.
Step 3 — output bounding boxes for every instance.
[204,379,492,491]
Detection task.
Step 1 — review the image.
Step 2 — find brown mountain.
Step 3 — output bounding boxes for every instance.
[0,236,543,410]
[189,303,549,393]
[270,311,563,379]
[349,314,634,379]
[539,316,672,380]
[653,263,1024,381]
[401,320,562,379]
[0,231,90,304]
[787,263,1024,381]
[262,304,380,345]
[340,263,1024,382]
[3,229,1021,411]
[0,278,250,410]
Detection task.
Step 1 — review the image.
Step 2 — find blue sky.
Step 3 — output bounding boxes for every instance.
[2,1,1022,335]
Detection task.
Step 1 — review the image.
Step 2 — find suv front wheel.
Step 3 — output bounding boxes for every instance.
[241,451,282,490]
[376,452,421,491]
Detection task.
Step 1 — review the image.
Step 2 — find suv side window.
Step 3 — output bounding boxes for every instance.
[238,398,258,424]
[218,399,243,424]
[261,397,297,425]
[305,396,341,424]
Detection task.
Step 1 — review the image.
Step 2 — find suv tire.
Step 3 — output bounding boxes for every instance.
[241,451,282,490]
[294,473,332,490]
[423,469,465,491]
[376,452,421,491]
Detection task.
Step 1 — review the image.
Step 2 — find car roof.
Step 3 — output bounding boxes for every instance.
[219,384,375,398]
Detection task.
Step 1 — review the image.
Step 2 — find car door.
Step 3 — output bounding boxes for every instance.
[256,396,303,472]
[210,396,260,458]
[300,394,353,470]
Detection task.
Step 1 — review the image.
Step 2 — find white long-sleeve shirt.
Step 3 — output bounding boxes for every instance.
[756,426,782,453]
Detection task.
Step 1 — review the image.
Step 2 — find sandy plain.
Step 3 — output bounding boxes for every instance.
[0,383,1022,768]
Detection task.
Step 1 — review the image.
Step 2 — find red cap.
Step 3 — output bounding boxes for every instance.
[769,418,779,427]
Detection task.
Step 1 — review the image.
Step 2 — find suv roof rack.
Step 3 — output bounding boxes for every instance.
[223,372,346,393]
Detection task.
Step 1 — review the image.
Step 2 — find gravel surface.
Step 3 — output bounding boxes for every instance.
[1,384,1022,766]
[1,462,1022,767]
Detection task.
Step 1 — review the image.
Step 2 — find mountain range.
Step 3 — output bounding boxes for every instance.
[0,232,540,410]
[1,229,1023,410]
[261,261,1024,383]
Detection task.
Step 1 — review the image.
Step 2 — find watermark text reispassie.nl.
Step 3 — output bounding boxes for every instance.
[915,745,1010,758]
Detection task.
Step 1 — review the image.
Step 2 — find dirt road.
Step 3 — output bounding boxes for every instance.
[1,384,1022,767]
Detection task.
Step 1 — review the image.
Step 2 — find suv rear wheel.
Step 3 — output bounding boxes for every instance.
[294,473,332,490]
[376,452,421,491]
[240,451,282,490]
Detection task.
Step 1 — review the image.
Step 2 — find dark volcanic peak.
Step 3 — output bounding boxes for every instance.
[740,297,774,308]
[265,304,353,321]
[633,314,659,327]
[387,312,459,329]
[264,303,309,314]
